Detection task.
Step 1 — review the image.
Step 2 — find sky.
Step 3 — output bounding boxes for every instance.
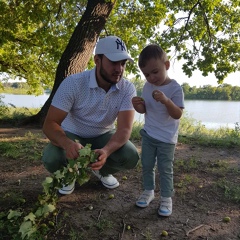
[168,60,240,87]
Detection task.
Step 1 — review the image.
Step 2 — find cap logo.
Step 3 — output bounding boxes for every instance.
[116,38,126,51]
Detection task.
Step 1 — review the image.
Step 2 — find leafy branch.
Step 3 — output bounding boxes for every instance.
[1,144,98,239]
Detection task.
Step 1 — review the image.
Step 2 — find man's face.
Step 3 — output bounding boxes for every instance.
[96,55,127,85]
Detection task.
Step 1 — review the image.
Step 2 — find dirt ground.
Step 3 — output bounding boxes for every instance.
[0,127,240,240]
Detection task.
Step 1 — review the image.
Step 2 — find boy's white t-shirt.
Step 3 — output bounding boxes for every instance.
[141,79,184,144]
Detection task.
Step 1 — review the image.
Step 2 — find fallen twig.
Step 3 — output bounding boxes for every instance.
[120,219,126,240]
[186,224,204,236]
[97,209,102,221]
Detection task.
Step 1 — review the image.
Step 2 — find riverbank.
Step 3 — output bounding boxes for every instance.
[1,94,240,129]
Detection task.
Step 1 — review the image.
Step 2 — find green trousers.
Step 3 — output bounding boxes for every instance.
[140,129,175,198]
[42,130,139,176]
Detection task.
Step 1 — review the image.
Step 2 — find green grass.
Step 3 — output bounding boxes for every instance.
[131,115,240,147]
[0,131,45,161]
[0,105,40,126]
[217,179,240,203]
[178,114,240,147]
[0,106,239,239]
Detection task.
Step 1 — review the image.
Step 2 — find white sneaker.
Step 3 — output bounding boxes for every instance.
[158,197,172,216]
[92,170,119,189]
[58,180,75,195]
[136,190,155,208]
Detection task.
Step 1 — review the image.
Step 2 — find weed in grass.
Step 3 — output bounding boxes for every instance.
[216,179,240,203]
[0,141,18,158]
[174,157,200,172]
[207,160,229,174]
[68,227,85,240]
[142,228,153,240]
[0,191,26,209]
[91,218,113,232]
[175,174,200,196]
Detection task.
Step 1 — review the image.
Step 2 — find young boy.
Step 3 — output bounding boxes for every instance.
[132,44,184,216]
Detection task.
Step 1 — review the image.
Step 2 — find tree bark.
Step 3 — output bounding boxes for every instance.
[21,0,116,127]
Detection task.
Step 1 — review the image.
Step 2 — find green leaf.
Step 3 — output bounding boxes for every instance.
[7,209,22,220]
[19,220,37,239]
[34,203,56,219]
[24,212,36,222]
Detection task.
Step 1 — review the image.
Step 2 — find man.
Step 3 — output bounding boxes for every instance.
[42,36,139,194]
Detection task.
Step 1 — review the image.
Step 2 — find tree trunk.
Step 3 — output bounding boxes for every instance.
[21,0,116,127]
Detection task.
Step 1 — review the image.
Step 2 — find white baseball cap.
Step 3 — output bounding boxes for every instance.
[95,36,134,63]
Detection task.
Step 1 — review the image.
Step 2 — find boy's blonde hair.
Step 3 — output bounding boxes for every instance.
[138,44,168,68]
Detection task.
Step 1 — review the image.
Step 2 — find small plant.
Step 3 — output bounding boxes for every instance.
[217,179,240,203]
[131,121,143,141]
[174,157,200,172]
[143,228,153,240]
[94,218,113,232]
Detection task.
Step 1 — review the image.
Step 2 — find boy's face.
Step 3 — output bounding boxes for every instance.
[140,58,170,86]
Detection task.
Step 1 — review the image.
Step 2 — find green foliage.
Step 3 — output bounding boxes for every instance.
[160,0,240,82]
[131,121,144,141]
[130,77,145,96]
[0,96,9,117]
[0,0,87,94]
[0,144,98,239]
[1,0,239,93]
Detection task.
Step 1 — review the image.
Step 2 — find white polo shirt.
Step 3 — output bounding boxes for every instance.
[51,67,136,138]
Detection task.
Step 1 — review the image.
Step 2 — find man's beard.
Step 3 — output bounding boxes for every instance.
[99,65,122,85]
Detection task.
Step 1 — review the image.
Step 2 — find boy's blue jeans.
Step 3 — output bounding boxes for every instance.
[42,130,139,176]
[140,129,175,198]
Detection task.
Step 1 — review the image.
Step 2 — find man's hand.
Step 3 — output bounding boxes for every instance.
[89,149,108,170]
[64,141,84,159]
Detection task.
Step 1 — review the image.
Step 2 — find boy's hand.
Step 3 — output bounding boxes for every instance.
[152,90,169,104]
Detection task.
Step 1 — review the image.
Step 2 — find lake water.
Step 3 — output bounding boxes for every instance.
[1,93,240,129]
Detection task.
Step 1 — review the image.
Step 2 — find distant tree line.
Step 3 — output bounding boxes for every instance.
[181,83,240,100]
[131,78,240,101]
[1,82,29,89]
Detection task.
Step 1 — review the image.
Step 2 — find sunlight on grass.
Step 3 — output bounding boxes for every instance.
[0,132,46,161]
[130,114,240,147]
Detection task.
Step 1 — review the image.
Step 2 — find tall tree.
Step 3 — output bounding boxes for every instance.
[1,0,239,125]
[28,0,116,125]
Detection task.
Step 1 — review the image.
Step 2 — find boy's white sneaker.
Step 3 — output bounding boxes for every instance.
[158,197,172,216]
[58,180,76,195]
[92,170,119,189]
[136,190,155,208]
